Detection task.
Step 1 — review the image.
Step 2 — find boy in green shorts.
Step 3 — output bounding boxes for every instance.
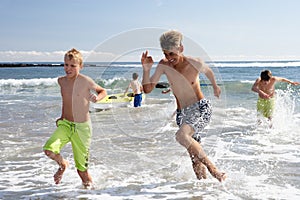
[252,69,299,121]
[43,48,107,187]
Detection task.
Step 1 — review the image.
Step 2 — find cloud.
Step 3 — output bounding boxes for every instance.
[211,54,300,61]
[1,50,299,63]
[0,51,65,62]
[0,49,163,63]
[0,50,121,62]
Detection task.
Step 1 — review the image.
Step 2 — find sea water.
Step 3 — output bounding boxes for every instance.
[0,61,299,199]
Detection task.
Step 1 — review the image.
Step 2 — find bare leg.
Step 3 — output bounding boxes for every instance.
[268,117,273,128]
[77,169,93,188]
[190,154,207,180]
[44,150,69,184]
[176,124,226,182]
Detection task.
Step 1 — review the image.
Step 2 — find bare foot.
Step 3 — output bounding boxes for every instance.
[191,157,207,180]
[82,181,94,189]
[200,157,226,182]
[54,160,69,184]
[210,170,226,182]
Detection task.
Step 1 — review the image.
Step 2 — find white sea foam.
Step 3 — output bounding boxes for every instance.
[210,61,300,68]
[0,78,58,87]
[0,65,299,199]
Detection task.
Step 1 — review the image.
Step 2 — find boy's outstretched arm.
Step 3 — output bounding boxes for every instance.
[275,77,300,86]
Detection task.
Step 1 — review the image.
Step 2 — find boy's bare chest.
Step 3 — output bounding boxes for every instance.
[62,86,88,97]
[258,83,274,92]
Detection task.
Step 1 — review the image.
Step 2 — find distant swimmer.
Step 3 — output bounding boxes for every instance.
[251,69,299,125]
[141,30,226,182]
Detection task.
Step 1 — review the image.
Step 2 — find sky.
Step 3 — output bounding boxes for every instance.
[1,0,300,62]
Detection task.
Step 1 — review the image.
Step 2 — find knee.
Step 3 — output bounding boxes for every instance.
[44,150,53,157]
[175,125,194,148]
[175,130,190,146]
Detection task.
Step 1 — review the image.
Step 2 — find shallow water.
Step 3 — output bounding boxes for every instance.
[0,64,299,199]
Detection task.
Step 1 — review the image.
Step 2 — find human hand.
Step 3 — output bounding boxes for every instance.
[213,85,221,98]
[141,51,154,71]
[292,81,300,86]
[259,91,271,99]
[89,93,98,103]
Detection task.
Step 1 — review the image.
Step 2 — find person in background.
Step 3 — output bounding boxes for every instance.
[124,72,143,107]
[43,48,107,188]
[141,30,226,182]
[251,69,299,122]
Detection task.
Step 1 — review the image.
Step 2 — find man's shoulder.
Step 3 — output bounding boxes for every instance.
[186,56,204,66]
[184,56,207,73]
[156,59,170,72]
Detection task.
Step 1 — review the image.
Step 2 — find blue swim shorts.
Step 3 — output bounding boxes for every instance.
[134,93,142,107]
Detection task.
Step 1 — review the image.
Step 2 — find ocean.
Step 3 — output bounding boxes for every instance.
[0,61,299,199]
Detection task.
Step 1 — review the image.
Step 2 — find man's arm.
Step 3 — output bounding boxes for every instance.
[141,51,163,93]
[203,66,221,98]
[189,57,221,98]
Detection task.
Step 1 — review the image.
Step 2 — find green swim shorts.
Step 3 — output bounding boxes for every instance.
[43,119,92,171]
[257,97,275,118]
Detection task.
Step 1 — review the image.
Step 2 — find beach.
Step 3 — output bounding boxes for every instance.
[0,61,299,199]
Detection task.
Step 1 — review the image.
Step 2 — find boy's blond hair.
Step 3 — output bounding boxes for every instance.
[64,48,83,66]
[159,30,183,51]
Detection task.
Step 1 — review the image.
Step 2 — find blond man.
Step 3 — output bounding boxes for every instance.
[141,30,226,182]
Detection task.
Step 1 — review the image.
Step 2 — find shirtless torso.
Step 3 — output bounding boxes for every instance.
[59,74,104,122]
[141,49,225,182]
[252,77,277,99]
[143,54,220,109]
